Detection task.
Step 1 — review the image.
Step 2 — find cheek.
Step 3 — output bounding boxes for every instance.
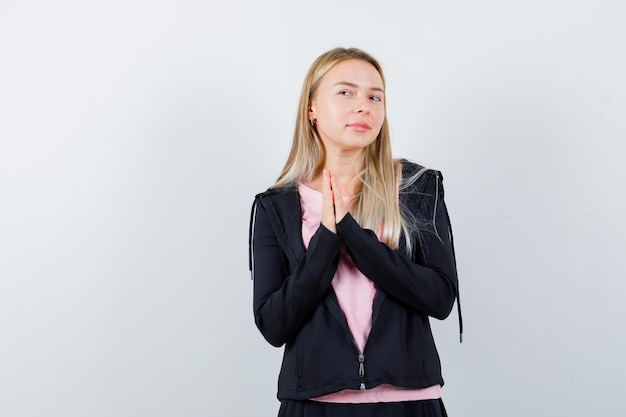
[322,104,346,125]
[326,101,348,116]
[374,110,385,127]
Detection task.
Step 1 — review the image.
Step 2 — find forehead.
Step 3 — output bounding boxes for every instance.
[320,59,384,90]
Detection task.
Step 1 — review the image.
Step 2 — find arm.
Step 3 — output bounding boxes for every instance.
[252,198,343,347]
[336,172,458,319]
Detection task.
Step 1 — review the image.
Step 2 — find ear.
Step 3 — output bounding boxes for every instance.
[308,100,316,120]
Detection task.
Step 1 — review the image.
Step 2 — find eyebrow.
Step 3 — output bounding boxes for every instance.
[334,81,385,94]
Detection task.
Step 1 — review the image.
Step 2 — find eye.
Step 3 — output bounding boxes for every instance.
[370,95,383,102]
[338,90,352,96]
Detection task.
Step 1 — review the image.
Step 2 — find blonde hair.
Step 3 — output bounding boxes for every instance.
[273,47,416,252]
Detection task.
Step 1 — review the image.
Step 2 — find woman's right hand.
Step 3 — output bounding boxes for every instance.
[321,169,337,233]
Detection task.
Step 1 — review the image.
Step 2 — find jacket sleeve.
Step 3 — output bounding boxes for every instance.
[336,171,458,320]
[252,197,343,347]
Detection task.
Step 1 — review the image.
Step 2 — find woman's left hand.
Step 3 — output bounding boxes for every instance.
[329,171,348,222]
[321,169,337,233]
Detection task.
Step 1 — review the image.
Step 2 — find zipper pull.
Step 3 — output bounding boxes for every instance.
[358,354,365,390]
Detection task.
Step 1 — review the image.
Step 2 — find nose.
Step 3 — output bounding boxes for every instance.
[354,96,370,114]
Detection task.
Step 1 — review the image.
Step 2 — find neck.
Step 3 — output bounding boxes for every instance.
[321,151,364,195]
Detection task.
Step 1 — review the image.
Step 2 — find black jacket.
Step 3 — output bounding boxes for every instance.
[249,160,460,400]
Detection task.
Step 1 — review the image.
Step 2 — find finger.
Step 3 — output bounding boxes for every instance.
[322,169,334,204]
[321,169,337,233]
[330,172,348,221]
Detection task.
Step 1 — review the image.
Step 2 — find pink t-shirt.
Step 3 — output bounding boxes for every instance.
[298,183,441,403]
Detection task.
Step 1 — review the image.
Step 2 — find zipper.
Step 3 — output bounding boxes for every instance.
[329,289,370,391]
[358,354,365,390]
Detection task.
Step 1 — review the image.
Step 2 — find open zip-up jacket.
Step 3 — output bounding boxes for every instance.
[249,160,461,400]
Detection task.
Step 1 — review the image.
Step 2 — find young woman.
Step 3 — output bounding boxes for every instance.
[249,47,461,417]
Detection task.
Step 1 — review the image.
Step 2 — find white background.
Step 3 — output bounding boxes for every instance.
[1,1,625,416]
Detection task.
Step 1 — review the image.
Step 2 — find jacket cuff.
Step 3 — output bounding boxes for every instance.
[336,213,370,238]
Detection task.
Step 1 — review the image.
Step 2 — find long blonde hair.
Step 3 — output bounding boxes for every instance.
[273,47,410,251]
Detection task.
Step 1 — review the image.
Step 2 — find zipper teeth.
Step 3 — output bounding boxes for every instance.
[358,354,365,390]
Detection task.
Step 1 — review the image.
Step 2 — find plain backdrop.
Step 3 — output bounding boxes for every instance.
[1,1,625,416]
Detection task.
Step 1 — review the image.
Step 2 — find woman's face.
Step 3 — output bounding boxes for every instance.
[309,59,385,155]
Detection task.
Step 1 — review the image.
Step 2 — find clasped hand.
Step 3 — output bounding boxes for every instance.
[321,169,348,234]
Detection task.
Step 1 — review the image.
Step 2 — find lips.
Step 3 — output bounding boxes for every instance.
[347,122,371,132]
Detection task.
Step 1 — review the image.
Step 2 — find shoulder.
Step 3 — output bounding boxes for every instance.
[252,184,301,221]
[254,184,298,201]
[396,158,443,193]
[397,157,442,176]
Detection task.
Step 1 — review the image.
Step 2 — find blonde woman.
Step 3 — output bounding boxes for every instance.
[249,47,461,417]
